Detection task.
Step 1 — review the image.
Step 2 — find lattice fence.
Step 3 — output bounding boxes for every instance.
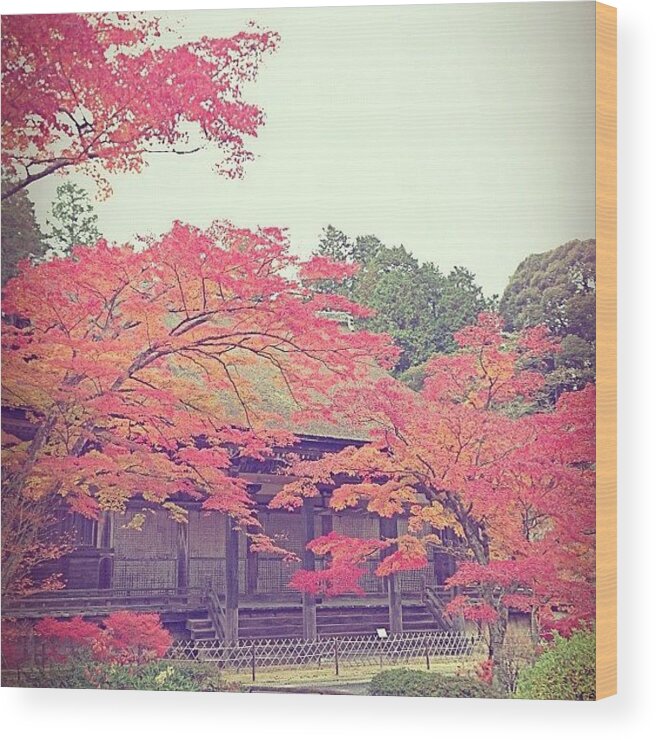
[166,630,484,677]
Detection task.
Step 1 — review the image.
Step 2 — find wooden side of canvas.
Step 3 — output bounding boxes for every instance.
[595,1,617,700]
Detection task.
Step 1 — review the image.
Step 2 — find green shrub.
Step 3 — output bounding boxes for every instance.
[369,668,434,697]
[369,668,503,699]
[3,659,240,692]
[515,630,595,701]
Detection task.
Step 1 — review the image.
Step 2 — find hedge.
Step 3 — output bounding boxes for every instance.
[369,668,503,699]
[515,630,595,701]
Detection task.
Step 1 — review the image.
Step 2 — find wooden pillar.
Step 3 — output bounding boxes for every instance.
[176,520,189,591]
[246,544,259,595]
[302,498,317,640]
[225,516,240,644]
[380,515,403,634]
[97,511,113,549]
[321,513,333,536]
[96,512,113,589]
[246,519,259,595]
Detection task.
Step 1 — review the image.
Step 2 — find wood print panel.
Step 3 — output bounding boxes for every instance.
[595,0,617,700]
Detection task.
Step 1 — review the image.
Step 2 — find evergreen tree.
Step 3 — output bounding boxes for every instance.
[500,238,596,399]
[1,187,48,285]
[315,226,489,374]
[45,182,101,256]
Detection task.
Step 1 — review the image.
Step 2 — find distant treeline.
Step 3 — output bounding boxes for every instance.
[313,225,595,400]
[0,187,595,401]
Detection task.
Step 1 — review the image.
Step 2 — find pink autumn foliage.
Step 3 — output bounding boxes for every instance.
[375,543,429,577]
[298,255,359,283]
[282,312,595,645]
[2,14,280,195]
[33,612,172,665]
[443,595,500,624]
[289,531,389,596]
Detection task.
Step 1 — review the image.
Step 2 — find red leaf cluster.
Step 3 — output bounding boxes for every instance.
[1,221,397,592]
[284,313,596,639]
[289,532,389,596]
[32,611,172,665]
[2,14,279,198]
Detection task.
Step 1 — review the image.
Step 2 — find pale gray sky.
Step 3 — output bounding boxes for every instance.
[27,2,596,297]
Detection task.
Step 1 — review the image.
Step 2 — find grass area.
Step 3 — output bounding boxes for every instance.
[223,657,477,690]
[2,658,479,694]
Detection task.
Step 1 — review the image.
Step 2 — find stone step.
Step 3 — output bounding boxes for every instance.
[404,611,439,621]
[240,629,304,640]
[318,625,385,637]
[403,612,435,622]
[239,615,303,626]
[403,622,441,631]
[186,618,212,629]
[186,615,217,641]
[186,603,447,642]
[190,628,217,639]
[322,609,386,616]
[320,611,382,620]
[318,622,389,633]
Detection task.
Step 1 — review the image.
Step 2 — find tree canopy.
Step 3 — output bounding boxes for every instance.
[1,189,49,285]
[1,13,279,200]
[274,314,595,680]
[314,226,490,373]
[45,183,101,256]
[500,239,596,398]
[1,222,396,595]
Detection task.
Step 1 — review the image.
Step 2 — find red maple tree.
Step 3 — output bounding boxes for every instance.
[33,611,172,664]
[1,13,279,199]
[1,221,396,595]
[272,314,596,675]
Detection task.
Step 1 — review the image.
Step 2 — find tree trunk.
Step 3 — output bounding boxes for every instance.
[301,498,317,640]
[488,613,509,691]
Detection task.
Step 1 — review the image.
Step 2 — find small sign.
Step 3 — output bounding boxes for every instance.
[376,628,388,638]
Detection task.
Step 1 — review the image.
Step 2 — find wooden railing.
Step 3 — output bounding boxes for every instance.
[422,585,484,630]
[422,585,457,630]
[2,587,204,618]
[423,584,534,628]
[205,584,227,641]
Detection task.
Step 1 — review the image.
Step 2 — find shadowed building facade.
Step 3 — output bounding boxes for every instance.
[3,406,460,642]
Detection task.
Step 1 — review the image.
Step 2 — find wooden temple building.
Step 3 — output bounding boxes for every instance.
[2,409,460,643]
